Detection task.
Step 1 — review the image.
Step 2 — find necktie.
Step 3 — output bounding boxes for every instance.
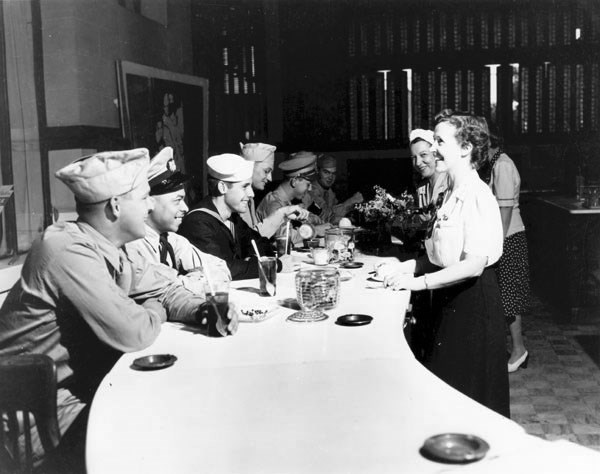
[159,232,176,269]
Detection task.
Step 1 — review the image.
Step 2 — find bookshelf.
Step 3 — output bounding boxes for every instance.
[341,0,600,147]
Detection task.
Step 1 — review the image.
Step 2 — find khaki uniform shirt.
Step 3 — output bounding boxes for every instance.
[257,186,323,245]
[239,197,284,239]
[126,225,231,292]
[0,221,204,399]
[302,180,344,224]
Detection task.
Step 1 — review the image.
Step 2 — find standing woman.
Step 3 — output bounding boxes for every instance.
[378,111,509,417]
[404,129,449,361]
[478,127,530,372]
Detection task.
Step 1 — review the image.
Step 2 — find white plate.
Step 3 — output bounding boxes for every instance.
[367,274,384,282]
[239,306,281,323]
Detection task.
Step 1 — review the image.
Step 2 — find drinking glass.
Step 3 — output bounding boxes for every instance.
[258,256,277,296]
[197,278,229,326]
[275,236,291,255]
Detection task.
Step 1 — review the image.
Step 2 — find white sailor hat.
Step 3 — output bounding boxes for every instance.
[147,147,191,195]
[240,142,276,162]
[409,129,434,145]
[207,153,254,182]
[55,148,150,203]
[279,151,317,179]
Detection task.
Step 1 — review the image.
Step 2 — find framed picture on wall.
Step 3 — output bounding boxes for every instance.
[116,60,209,200]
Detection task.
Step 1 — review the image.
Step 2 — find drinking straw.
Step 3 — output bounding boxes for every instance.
[284,221,290,255]
[203,254,215,296]
[251,239,262,260]
[251,239,275,296]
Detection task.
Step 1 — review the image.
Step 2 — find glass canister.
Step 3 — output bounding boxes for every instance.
[289,268,340,322]
[301,268,340,310]
[325,227,355,263]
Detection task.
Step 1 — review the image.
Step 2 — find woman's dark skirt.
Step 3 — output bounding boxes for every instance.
[497,230,531,325]
[424,267,510,418]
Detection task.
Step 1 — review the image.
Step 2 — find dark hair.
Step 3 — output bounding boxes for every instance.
[487,121,504,149]
[207,177,233,197]
[434,109,490,170]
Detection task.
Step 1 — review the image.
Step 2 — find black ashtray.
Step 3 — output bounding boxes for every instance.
[335,314,373,326]
[131,354,177,371]
[340,261,363,269]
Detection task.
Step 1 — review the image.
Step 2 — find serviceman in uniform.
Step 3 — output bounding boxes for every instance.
[256,151,330,246]
[126,147,230,291]
[179,153,279,280]
[302,153,364,225]
[0,148,237,471]
[240,142,309,238]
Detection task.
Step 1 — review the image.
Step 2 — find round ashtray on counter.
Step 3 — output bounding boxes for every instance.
[340,261,363,269]
[420,433,490,463]
[335,314,373,326]
[132,354,177,371]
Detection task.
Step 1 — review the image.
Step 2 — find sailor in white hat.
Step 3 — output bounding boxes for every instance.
[239,142,309,238]
[0,148,237,468]
[301,153,364,225]
[256,151,331,246]
[125,147,230,291]
[179,153,280,280]
[409,128,448,209]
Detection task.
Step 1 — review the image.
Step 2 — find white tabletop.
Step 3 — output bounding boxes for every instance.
[86,254,600,473]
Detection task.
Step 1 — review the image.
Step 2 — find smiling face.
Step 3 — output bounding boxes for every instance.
[410,140,436,179]
[251,155,275,191]
[147,189,189,233]
[224,178,255,214]
[317,166,336,189]
[117,182,152,242]
[432,121,469,173]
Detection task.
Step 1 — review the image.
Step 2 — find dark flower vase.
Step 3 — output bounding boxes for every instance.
[356,219,392,255]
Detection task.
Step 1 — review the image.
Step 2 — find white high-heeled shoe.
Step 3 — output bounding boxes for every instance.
[508,350,529,373]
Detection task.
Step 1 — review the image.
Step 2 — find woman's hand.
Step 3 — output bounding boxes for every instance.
[384,273,423,291]
[375,259,415,279]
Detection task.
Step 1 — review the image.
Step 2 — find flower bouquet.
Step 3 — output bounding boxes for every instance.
[354,186,419,253]
[355,185,416,226]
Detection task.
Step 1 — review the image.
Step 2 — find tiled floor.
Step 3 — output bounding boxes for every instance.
[509,295,600,451]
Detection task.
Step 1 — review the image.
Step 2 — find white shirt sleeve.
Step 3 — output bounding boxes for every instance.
[491,155,519,208]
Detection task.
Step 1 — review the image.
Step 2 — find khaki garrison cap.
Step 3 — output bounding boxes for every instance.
[55,148,150,203]
[240,142,276,162]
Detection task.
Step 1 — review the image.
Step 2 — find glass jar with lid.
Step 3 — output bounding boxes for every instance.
[325,227,355,263]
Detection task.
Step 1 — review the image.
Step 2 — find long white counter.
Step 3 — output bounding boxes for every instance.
[86,255,600,473]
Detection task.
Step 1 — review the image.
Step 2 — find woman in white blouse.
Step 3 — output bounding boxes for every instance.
[377,110,509,417]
